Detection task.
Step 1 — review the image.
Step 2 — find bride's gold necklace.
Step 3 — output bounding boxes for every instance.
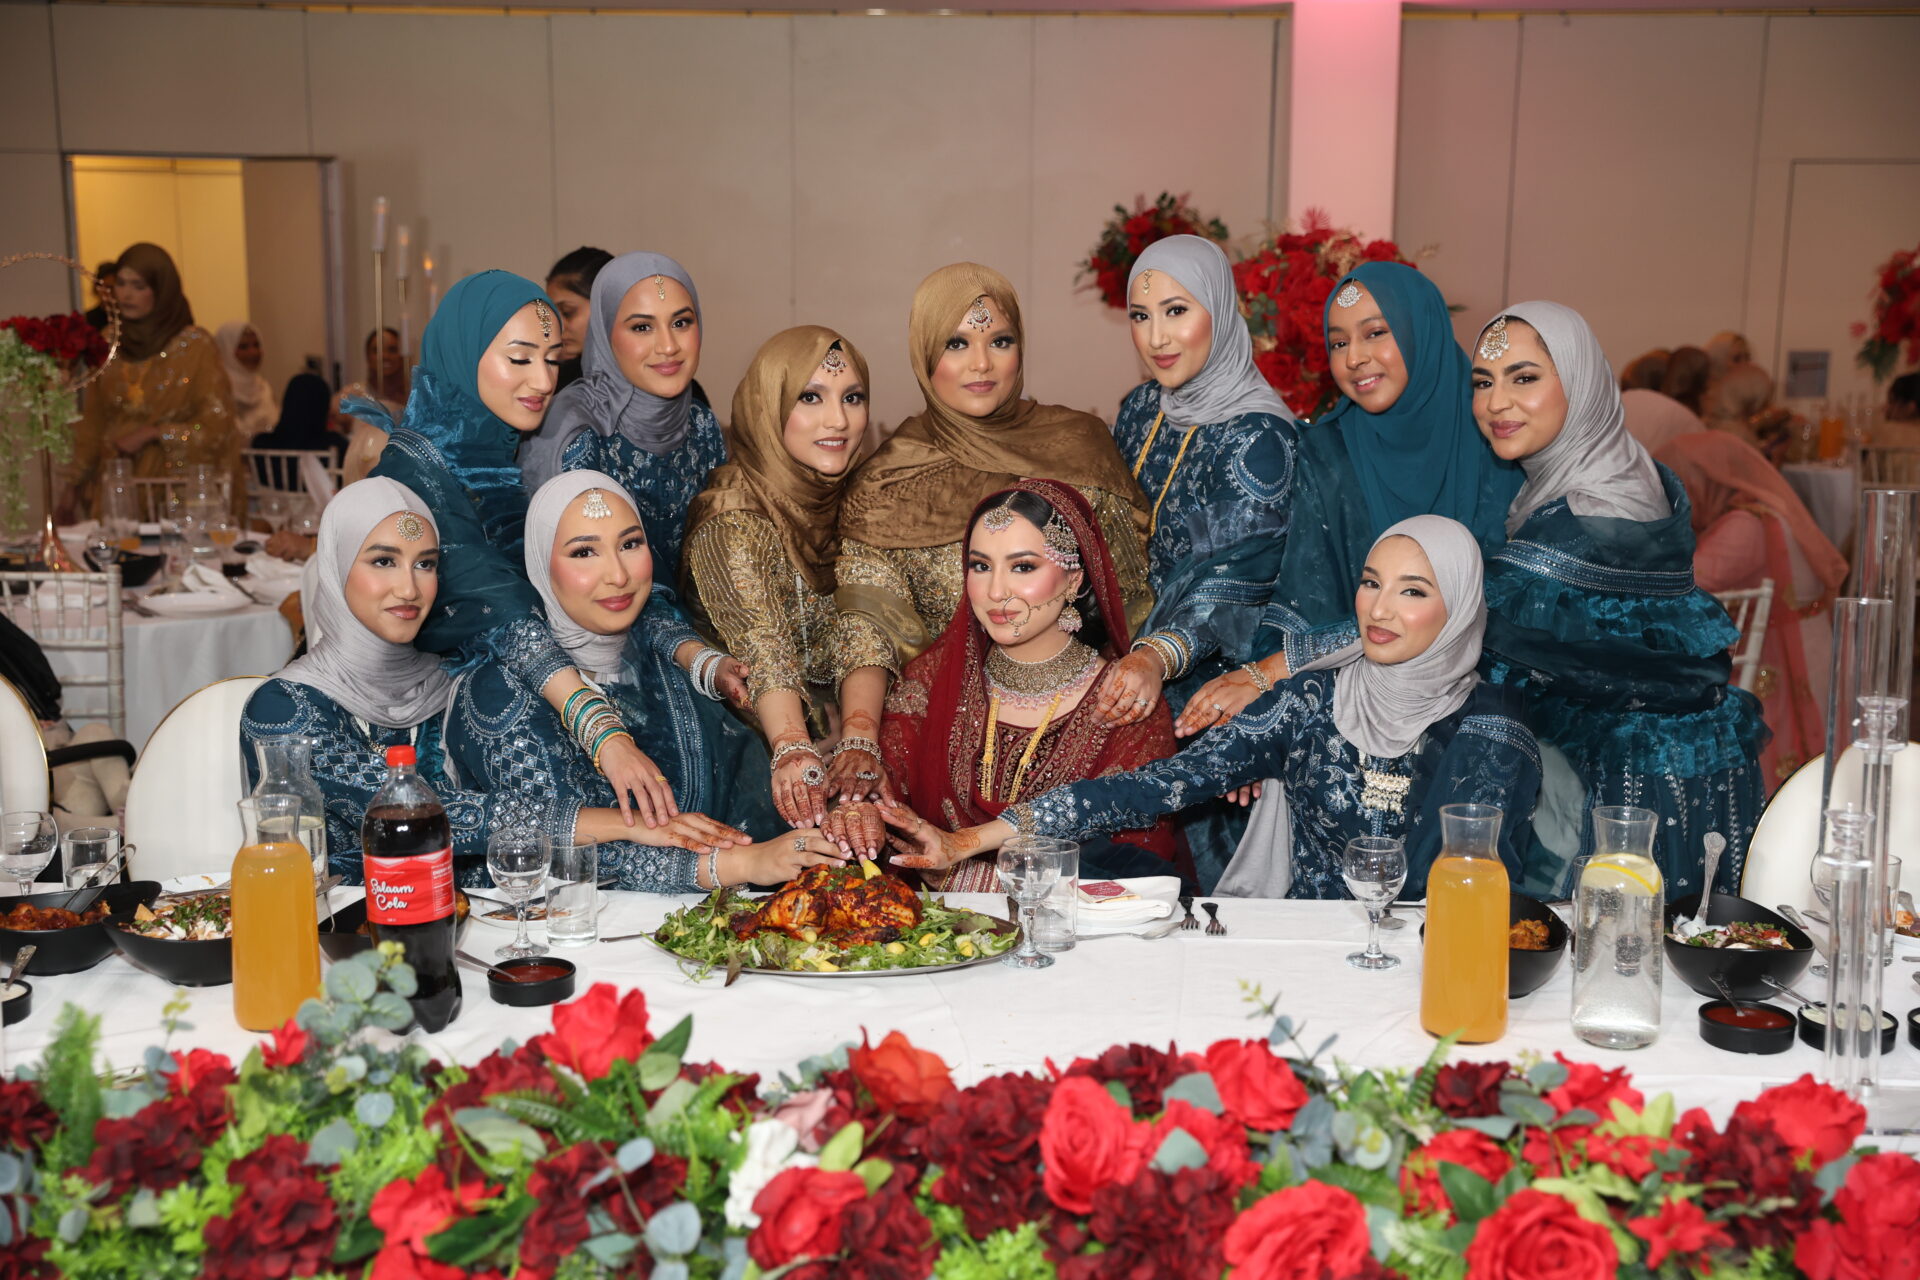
[980,639,1098,804]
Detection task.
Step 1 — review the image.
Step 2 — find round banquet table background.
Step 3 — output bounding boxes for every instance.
[11,890,1920,1135]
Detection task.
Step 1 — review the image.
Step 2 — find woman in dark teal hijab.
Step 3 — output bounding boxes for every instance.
[364,270,738,838]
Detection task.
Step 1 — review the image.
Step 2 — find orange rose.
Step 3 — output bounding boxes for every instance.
[849,1030,955,1122]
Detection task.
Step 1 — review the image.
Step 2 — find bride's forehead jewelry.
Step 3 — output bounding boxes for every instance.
[1040,514,1081,572]
[965,296,993,331]
[1334,281,1363,309]
[395,513,426,542]
[532,299,554,339]
[819,343,849,375]
[581,488,614,519]
[654,275,668,302]
[1478,316,1511,362]
[980,499,1019,533]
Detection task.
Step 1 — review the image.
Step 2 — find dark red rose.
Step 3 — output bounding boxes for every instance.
[531,982,653,1079]
[839,1176,937,1280]
[1039,1076,1152,1215]
[1627,1196,1731,1272]
[1060,1166,1238,1280]
[1432,1060,1510,1118]
[1463,1188,1617,1280]
[425,1042,558,1135]
[228,1133,313,1185]
[1400,1129,1513,1221]
[803,1066,928,1186]
[849,1029,955,1122]
[261,1019,310,1069]
[1223,1181,1375,1280]
[1796,1152,1920,1280]
[1541,1054,1642,1118]
[519,1144,602,1278]
[1057,1042,1200,1117]
[1580,1131,1680,1183]
[1732,1073,1867,1166]
[1147,1099,1260,1191]
[1203,1038,1309,1132]
[1681,1111,1820,1252]
[598,1150,690,1239]
[201,1157,339,1280]
[682,1060,762,1114]
[0,1079,56,1151]
[77,1096,207,1199]
[0,1200,54,1280]
[748,1167,867,1279]
[924,1072,1053,1239]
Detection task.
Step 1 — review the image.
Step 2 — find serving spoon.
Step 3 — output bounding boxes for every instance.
[4,944,37,1000]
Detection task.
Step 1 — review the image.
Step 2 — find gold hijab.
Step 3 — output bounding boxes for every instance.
[114,243,197,362]
[839,262,1149,549]
[685,325,868,596]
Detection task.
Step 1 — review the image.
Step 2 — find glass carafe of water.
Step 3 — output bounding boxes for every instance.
[251,736,329,881]
[1572,805,1663,1049]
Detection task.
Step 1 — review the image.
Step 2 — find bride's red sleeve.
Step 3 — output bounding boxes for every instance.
[879,662,932,813]
[1094,703,1186,864]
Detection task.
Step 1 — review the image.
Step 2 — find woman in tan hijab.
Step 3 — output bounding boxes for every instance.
[62,243,244,521]
[684,326,897,828]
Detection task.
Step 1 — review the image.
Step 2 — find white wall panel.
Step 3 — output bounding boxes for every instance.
[0,6,59,154]
[0,154,77,316]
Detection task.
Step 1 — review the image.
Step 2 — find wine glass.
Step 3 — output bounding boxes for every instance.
[996,837,1063,971]
[1342,836,1407,971]
[259,491,290,536]
[1,812,59,898]
[486,831,551,960]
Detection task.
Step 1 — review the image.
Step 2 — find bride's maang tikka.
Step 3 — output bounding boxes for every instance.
[819,342,849,375]
[965,296,993,331]
[979,497,1083,572]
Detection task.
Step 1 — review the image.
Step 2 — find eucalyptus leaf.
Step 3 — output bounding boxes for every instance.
[1450,1115,1520,1140]
[0,1200,11,1248]
[124,1188,161,1230]
[454,1107,549,1160]
[1815,1154,1860,1203]
[648,1078,697,1127]
[101,1085,161,1119]
[57,1206,89,1244]
[294,997,331,1031]
[335,1054,369,1084]
[1313,1033,1338,1060]
[307,1118,359,1165]
[1526,1060,1570,1092]
[818,1122,864,1173]
[142,1046,171,1076]
[0,1152,21,1196]
[1293,1096,1338,1138]
[637,1046,682,1092]
[653,1263,690,1280]
[355,1091,396,1130]
[367,992,415,1032]
[325,962,377,1004]
[1499,1093,1556,1128]
[616,1137,656,1173]
[582,1232,640,1266]
[1269,1014,1294,1046]
[1331,1110,1360,1150]
[1150,1127,1209,1174]
[1103,1080,1133,1113]
[384,965,418,998]
[645,1201,702,1257]
[1162,1072,1224,1116]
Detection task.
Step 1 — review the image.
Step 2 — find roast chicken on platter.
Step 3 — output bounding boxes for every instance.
[729,863,923,948]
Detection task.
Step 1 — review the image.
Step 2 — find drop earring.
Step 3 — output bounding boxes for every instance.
[1057,603,1082,634]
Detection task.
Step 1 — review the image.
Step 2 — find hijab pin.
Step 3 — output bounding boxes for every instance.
[1478,316,1511,362]
[654,275,668,302]
[820,343,849,375]
[1334,281,1363,309]
[965,296,993,332]
[396,513,426,543]
[581,488,614,520]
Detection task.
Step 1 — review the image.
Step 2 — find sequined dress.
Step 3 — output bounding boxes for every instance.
[561,396,727,588]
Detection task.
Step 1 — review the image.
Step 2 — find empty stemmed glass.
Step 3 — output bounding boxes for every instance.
[1,812,58,898]
[486,831,550,961]
[997,837,1063,971]
[1342,836,1408,970]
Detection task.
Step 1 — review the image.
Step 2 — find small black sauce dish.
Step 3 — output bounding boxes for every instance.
[1696,999,1797,1054]
[1796,1002,1898,1054]
[1,980,31,1027]
[487,956,576,1007]
[1909,1008,1920,1051]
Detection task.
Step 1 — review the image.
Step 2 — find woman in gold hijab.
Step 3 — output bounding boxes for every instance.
[61,243,245,522]
[684,326,897,829]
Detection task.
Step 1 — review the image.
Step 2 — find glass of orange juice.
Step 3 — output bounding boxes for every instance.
[232,795,321,1032]
[1421,803,1509,1044]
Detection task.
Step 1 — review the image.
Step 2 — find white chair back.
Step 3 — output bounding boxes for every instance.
[124,676,264,881]
[1741,746,1920,912]
[1714,579,1774,695]
[0,675,49,815]
[243,447,341,495]
[1860,446,1920,488]
[129,476,186,524]
[0,567,125,735]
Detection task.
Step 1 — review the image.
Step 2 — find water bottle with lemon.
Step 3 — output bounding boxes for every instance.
[1572,806,1664,1049]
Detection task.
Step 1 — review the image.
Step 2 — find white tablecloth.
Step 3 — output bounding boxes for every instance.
[1781,462,1858,551]
[13,893,1920,1127]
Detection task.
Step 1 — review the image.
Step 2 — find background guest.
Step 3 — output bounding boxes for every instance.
[544,245,613,392]
[1622,384,1704,453]
[84,260,118,331]
[1618,348,1670,392]
[1886,372,1920,423]
[336,327,409,483]
[1660,344,1712,415]
[215,321,278,439]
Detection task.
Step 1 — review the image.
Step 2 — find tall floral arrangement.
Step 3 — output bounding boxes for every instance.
[1077,192,1230,312]
[3,948,1913,1280]
[1233,208,1421,420]
[1851,243,1920,383]
[0,312,108,531]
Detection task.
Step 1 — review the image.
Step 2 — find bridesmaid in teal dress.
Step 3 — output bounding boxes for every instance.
[1468,301,1767,897]
[1099,236,1300,888]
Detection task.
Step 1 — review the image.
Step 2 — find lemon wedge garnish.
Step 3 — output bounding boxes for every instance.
[859,857,881,880]
[1581,851,1661,898]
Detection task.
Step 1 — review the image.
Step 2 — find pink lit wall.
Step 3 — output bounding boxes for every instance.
[1289,0,1401,240]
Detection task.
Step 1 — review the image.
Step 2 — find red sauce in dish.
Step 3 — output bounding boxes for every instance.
[1704,1004,1791,1030]
[494,964,571,984]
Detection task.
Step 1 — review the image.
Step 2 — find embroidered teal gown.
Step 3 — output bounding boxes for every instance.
[559,396,726,589]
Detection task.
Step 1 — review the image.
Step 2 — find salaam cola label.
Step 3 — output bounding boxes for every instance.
[365,846,454,925]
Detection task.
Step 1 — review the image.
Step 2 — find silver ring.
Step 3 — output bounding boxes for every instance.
[792,837,807,852]
[1212,703,1224,713]
[855,770,879,781]
[801,765,826,787]
[1134,696,1148,707]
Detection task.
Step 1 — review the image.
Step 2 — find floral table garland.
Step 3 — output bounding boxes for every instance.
[0,946,1911,1280]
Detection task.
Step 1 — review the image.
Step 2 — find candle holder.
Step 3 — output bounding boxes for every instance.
[1819,804,1876,1098]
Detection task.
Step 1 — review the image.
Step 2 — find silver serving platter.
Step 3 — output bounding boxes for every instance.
[647,912,1022,980]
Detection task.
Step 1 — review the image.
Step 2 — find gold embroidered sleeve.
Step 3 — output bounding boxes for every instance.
[685,512,809,704]
[835,537,934,666]
[835,602,899,683]
[1088,486,1156,637]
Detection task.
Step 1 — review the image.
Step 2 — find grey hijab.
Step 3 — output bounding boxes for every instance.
[1331,515,1485,760]
[523,469,640,682]
[1126,236,1298,426]
[276,478,453,729]
[1481,300,1669,536]
[518,251,702,487]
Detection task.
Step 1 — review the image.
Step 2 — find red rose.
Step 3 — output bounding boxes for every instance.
[78,1096,207,1199]
[1627,1196,1731,1271]
[1204,1038,1309,1132]
[0,1199,52,1280]
[1149,1099,1260,1191]
[1541,1054,1642,1118]
[924,1072,1053,1239]
[748,1167,868,1277]
[1463,1188,1617,1280]
[261,1019,310,1069]
[839,1177,938,1280]
[369,1165,489,1259]
[1057,1041,1203,1117]
[201,1139,338,1280]
[530,982,653,1079]
[849,1029,954,1122]
[1063,1166,1237,1280]
[165,1047,236,1094]
[0,1080,56,1152]
[1732,1073,1866,1166]
[1223,1181,1374,1280]
[1400,1129,1513,1221]
[426,1041,558,1136]
[1680,1110,1820,1251]
[1797,1152,1920,1280]
[1432,1060,1510,1118]
[1580,1131,1679,1182]
[1039,1075,1152,1214]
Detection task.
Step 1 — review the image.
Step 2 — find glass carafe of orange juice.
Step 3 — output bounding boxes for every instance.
[233,795,322,1031]
[1421,803,1509,1043]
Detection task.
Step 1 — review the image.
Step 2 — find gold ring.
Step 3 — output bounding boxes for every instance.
[654,774,667,782]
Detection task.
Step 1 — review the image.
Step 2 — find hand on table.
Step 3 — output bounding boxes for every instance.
[881,806,986,873]
[597,735,679,828]
[823,800,888,858]
[1092,648,1164,727]
[825,746,897,805]
[735,829,848,885]
[772,745,828,829]
[634,810,752,850]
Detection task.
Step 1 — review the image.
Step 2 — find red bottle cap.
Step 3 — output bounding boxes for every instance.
[385,745,417,768]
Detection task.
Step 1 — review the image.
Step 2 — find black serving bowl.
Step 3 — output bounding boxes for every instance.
[1664,893,1815,1001]
[1420,892,1569,999]
[487,956,576,1007]
[0,881,162,975]
[1797,1003,1899,1055]
[1697,999,1797,1055]
[2,980,31,1027]
[319,895,472,963]
[85,546,165,588]
[109,910,234,987]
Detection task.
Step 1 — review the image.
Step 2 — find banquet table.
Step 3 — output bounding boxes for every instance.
[12,892,1920,1131]
[1781,461,1858,551]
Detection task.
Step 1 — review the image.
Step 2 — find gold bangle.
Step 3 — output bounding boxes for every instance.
[1241,661,1274,693]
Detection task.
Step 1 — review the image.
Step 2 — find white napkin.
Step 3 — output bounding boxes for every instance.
[179,562,251,603]
[241,553,303,604]
[33,579,109,607]
[1076,875,1180,934]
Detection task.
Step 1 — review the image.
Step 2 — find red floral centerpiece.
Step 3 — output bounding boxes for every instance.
[1077,192,1230,312]
[1852,242,1920,382]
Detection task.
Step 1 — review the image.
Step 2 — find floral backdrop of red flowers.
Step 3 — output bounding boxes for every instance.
[1851,243,1919,382]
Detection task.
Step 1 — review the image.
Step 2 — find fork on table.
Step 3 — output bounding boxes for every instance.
[1178,895,1199,931]
[1202,902,1226,936]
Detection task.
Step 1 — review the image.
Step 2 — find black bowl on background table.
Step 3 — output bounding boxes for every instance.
[1697,999,1796,1055]
[1796,1002,1898,1055]
[109,916,233,987]
[84,546,166,588]
[1664,893,1814,1001]
[487,956,576,1007]
[1419,892,1568,999]
[1909,1008,1920,1051]
[0,881,161,975]
[2,980,31,1027]
[319,896,472,963]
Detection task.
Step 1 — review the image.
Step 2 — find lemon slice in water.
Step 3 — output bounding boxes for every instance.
[1581,852,1662,898]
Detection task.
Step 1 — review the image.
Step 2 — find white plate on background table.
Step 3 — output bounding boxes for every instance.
[137,593,251,618]
[464,885,610,930]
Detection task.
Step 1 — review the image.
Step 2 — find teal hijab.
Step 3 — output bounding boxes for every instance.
[1318,263,1520,549]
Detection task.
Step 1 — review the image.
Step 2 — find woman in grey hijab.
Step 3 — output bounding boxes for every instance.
[1470,301,1767,899]
[880,515,1544,901]
[517,251,725,586]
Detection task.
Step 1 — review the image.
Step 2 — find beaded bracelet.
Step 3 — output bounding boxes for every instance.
[561,688,595,730]
[692,648,726,701]
[1241,662,1275,693]
[706,846,720,891]
[832,735,881,760]
[564,693,614,741]
[771,740,822,769]
[591,728,635,774]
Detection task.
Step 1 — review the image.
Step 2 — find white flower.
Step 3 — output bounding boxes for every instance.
[723,1119,817,1230]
